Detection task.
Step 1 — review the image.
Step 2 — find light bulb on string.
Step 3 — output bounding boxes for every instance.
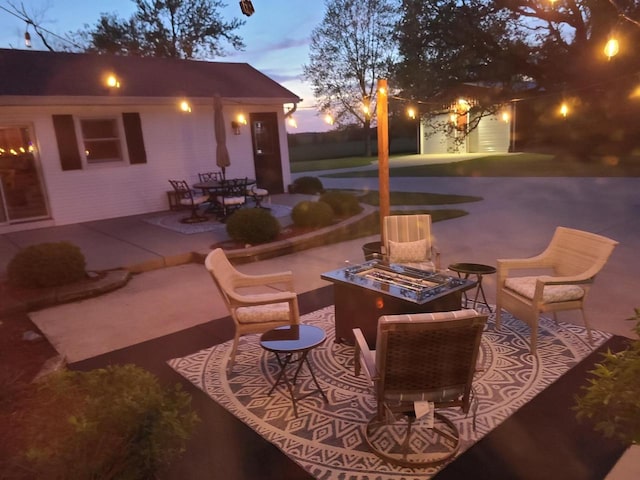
[604,37,619,60]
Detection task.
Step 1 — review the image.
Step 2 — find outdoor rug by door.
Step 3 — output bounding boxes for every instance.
[168,306,611,480]
[143,204,292,234]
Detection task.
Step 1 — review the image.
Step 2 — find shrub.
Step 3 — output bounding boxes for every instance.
[291,176,324,194]
[14,364,199,479]
[226,208,281,244]
[7,241,86,288]
[291,201,334,228]
[319,191,363,217]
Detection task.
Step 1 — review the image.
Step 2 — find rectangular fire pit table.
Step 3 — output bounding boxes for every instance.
[321,260,476,347]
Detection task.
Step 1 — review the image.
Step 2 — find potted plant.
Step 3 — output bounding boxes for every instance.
[574,308,640,445]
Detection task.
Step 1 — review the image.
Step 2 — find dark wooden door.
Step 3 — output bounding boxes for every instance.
[249,112,284,193]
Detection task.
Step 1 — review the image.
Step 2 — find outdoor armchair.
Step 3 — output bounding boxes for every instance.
[353,309,487,467]
[167,179,209,223]
[496,226,618,353]
[382,214,440,271]
[205,248,300,374]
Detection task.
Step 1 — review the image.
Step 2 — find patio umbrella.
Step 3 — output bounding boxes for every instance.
[214,94,231,179]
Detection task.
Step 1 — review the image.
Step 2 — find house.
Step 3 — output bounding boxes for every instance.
[0,48,301,232]
[418,84,513,154]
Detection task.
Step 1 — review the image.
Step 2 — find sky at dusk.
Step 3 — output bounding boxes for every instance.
[0,0,331,132]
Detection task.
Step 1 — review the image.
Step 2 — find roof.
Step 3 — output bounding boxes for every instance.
[0,48,301,104]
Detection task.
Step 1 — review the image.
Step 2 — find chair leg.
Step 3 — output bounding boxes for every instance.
[581,309,594,345]
[529,317,538,354]
[226,333,241,374]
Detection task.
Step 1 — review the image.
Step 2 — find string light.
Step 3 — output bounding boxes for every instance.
[179,100,191,113]
[24,26,31,48]
[604,37,620,59]
[287,117,298,128]
[407,107,416,119]
[560,102,569,117]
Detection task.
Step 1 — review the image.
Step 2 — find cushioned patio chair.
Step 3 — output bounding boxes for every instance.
[246,183,270,208]
[383,214,440,271]
[354,309,487,467]
[197,171,223,183]
[214,177,248,219]
[167,179,210,223]
[496,226,618,353]
[205,248,300,374]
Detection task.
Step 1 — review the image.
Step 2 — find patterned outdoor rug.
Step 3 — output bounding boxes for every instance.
[168,306,611,480]
[143,204,292,234]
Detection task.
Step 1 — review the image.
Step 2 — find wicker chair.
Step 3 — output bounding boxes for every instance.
[167,179,210,223]
[354,309,487,467]
[205,248,300,374]
[383,214,440,271]
[496,226,618,353]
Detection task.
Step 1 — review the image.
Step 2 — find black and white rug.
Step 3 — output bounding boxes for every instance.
[143,204,292,234]
[168,307,611,479]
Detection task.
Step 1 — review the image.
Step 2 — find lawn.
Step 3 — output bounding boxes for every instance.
[297,152,640,177]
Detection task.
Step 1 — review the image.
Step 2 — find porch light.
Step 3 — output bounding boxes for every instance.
[457,98,471,112]
[450,113,457,123]
[179,100,192,113]
[604,37,619,59]
[106,74,120,89]
[236,114,247,125]
[501,111,510,123]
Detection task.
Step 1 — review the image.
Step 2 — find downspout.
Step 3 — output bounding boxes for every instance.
[284,102,298,118]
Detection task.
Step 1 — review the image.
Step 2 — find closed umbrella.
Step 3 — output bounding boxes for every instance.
[214,94,231,180]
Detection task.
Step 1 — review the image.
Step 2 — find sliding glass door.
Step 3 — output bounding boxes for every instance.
[0,126,48,223]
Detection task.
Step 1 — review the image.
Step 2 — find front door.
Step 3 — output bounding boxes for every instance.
[249,112,284,193]
[0,125,49,224]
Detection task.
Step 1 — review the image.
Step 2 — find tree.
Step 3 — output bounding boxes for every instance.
[395,0,528,148]
[395,0,640,155]
[75,0,245,59]
[303,0,399,156]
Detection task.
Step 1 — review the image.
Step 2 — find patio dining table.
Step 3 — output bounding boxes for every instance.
[192,178,256,217]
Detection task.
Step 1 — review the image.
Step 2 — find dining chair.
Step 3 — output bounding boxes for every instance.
[167,179,210,223]
[204,248,300,374]
[246,183,270,208]
[354,309,487,467]
[214,177,247,219]
[197,171,223,183]
[496,226,618,353]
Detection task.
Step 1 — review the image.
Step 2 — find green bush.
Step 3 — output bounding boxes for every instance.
[319,191,363,217]
[226,208,281,244]
[14,364,199,479]
[291,176,324,194]
[7,241,86,288]
[291,201,334,228]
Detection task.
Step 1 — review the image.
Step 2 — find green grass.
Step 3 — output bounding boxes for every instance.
[290,156,374,173]
[355,190,482,206]
[314,153,640,177]
[335,208,469,242]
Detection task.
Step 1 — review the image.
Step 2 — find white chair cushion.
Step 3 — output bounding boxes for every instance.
[236,302,290,323]
[180,194,209,206]
[248,186,269,196]
[505,276,585,303]
[216,195,245,206]
[388,239,428,263]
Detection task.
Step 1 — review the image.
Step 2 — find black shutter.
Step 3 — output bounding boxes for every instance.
[52,114,82,171]
[122,112,147,164]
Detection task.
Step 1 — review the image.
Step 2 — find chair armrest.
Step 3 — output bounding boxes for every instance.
[227,290,297,306]
[497,255,553,271]
[536,275,594,286]
[233,270,295,290]
[353,328,376,379]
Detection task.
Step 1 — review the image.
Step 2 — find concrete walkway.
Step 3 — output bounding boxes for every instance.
[4,170,634,362]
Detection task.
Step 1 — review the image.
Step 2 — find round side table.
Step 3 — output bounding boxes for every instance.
[448,263,497,312]
[260,324,328,417]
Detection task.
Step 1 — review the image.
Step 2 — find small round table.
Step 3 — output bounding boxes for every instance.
[448,263,497,312]
[260,324,328,417]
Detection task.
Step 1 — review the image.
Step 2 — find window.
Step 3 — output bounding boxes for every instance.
[80,118,123,164]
